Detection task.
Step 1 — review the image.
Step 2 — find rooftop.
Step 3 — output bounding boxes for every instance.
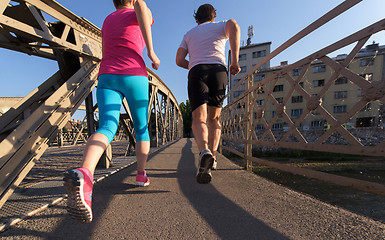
[240,41,272,50]
[257,43,384,73]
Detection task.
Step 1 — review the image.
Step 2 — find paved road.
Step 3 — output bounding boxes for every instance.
[1,138,385,239]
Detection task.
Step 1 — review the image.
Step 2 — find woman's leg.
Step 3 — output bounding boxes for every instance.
[81,133,110,175]
[64,75,123,222]
[136,141,150,172]
[82,83,124,175]
[120,75,150,172]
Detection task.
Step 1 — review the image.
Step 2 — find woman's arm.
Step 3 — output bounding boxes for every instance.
[134,0,160,70]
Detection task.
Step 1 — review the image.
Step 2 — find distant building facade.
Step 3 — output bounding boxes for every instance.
[228,42,271,102]
[251,42,385,130]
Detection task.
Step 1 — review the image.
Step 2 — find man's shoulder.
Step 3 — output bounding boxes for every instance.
[188,21,227,32]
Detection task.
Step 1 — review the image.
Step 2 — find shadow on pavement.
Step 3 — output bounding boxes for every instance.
[177,138,288,240]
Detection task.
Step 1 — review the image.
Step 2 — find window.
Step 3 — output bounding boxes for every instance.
[240,66,247,73]
[333,105,347,113]
[313,65,326,73]
[256,99,264,106]
[311,110,320,115]
[359,58,374,67]
[256,124,265,130]
[311,120,324,128]
[312,79,325,87]
[272,111,283,119]
[275,97,283,104]
[334,91,348,99]
[273,85,284,92]
[360,73,373,81]
[292,96,303,103]
[272,123,283,129]
[291,109,303,116]
[252,50,266,58]
[335,77,348,85]
[292,68,302,76]
[239,54,247,61]
[357,89,362,97]
[255,74,265,82]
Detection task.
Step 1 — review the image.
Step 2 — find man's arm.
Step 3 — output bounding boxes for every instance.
[176,47,189,69]
[225,19,241,76]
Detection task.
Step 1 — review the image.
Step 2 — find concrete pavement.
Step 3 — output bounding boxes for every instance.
[1,138,385,239]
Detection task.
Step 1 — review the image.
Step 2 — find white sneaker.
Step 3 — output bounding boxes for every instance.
[211,157,217,170]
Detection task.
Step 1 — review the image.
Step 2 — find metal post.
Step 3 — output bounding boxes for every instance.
[155,99,159,147]
[85,93,95,139]
[245,76,252,170]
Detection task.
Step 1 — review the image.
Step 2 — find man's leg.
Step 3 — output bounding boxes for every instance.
[192,103,215,184]
[191,103,209,152]
[207,105,222,158]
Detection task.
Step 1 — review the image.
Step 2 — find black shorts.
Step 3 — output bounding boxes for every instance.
[188,64,228,112]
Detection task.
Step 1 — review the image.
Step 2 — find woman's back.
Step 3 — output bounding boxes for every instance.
[99,9,148,77]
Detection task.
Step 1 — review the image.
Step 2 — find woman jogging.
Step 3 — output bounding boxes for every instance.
[63,0,159,223]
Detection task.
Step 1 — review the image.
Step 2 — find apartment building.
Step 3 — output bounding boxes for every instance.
[251,42,385,130]
[228,42,271,102]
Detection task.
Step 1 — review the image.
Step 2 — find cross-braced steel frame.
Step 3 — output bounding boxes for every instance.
[221,0,385,195]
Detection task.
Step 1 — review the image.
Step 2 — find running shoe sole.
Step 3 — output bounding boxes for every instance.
[135,181,150,187]
[63,170,93,223]
[211,160,217,170]
[196,153,214,184]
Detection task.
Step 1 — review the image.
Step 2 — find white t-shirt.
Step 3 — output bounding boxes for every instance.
[179,21,228,70]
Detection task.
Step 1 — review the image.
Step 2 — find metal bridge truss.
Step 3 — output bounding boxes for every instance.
[221,0,385,195]
[0,0,182,208]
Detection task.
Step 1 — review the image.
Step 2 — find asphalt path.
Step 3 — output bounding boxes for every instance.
[1,138,385,239]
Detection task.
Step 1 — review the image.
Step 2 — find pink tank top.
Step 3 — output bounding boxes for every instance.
[98,9,149,77]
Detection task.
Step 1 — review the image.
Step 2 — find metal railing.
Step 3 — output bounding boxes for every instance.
[220,0,385,195]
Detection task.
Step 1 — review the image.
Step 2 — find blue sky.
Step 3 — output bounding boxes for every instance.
[0,0,384,120]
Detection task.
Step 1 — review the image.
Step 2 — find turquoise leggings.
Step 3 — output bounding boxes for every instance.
[95,74,150,143]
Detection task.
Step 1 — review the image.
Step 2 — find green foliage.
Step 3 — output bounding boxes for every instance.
[179,100,192,137]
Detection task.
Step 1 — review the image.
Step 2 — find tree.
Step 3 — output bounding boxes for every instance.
[179,100,192,137]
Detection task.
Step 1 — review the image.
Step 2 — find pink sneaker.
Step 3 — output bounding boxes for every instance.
[63,167,93,223]
[136,172,150,186]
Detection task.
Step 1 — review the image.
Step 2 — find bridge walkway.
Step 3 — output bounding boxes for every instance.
[1,138,384,239]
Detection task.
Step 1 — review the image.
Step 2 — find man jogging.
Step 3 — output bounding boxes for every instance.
[176,4,241,184]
